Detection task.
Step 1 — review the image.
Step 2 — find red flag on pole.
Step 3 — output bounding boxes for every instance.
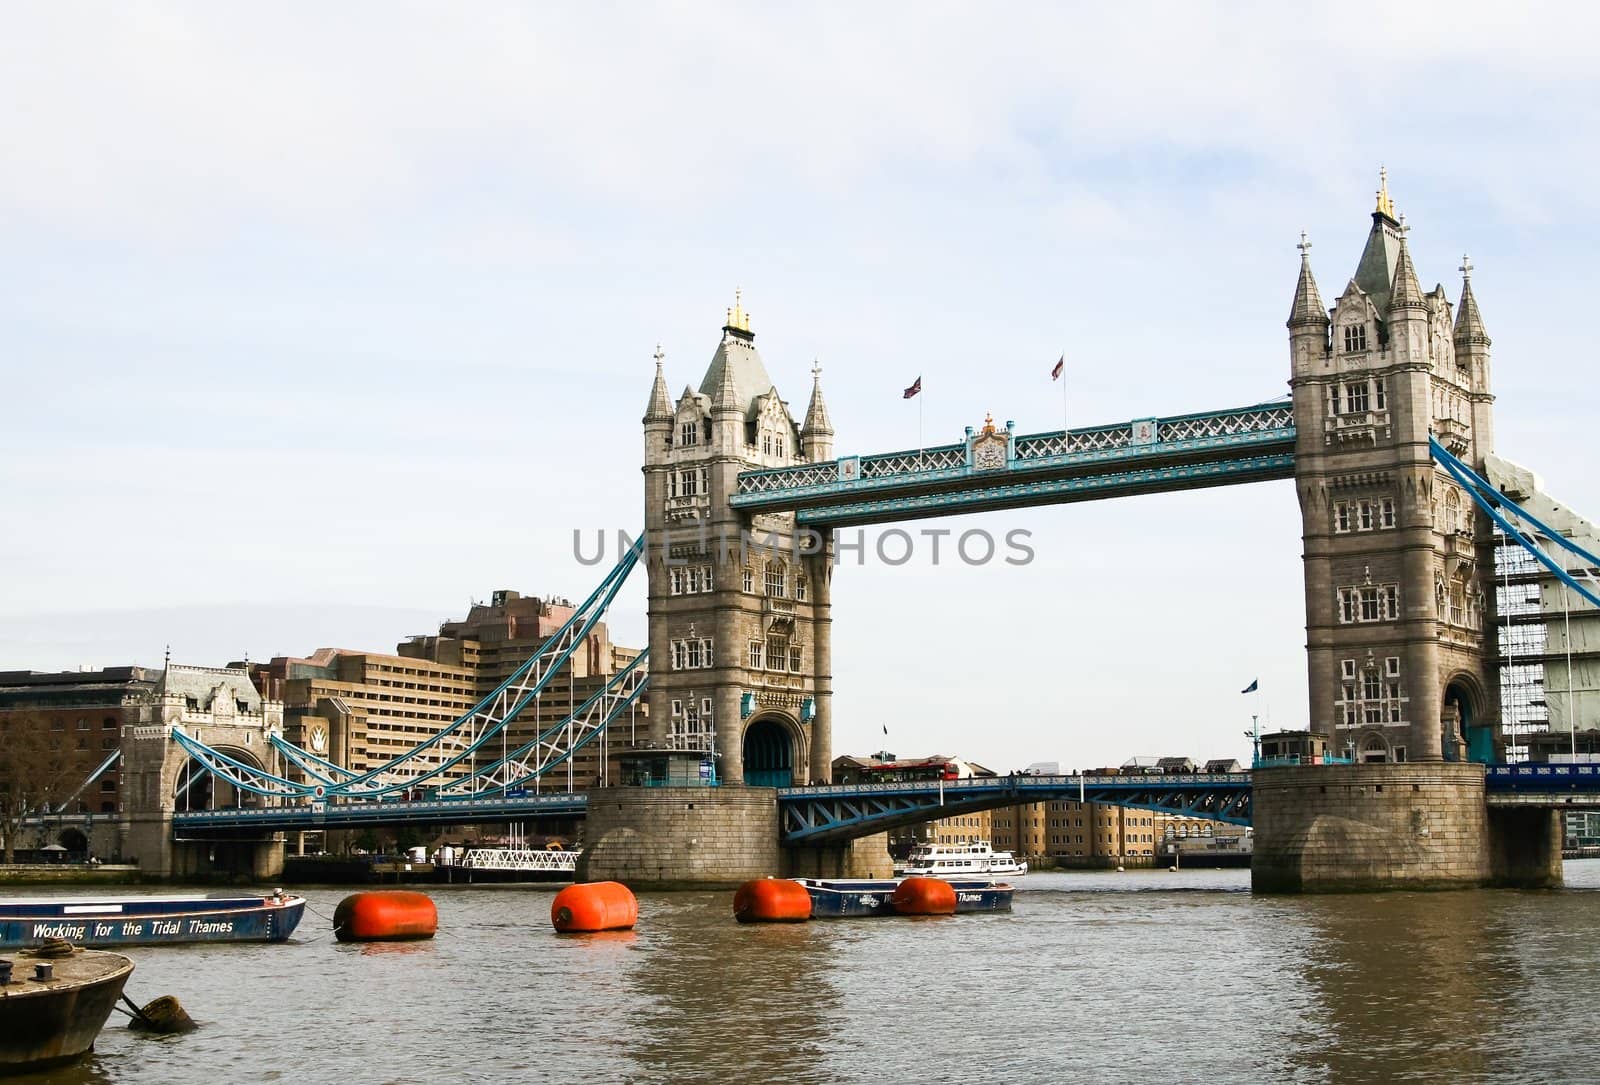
[902,376,922,399]
[1051,355,1065,381]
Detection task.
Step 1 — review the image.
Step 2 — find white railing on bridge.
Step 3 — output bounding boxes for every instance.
[457,848,579,873]
[778,772,1251,798]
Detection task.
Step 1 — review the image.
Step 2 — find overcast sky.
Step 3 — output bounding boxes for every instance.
[4,4,1599,772]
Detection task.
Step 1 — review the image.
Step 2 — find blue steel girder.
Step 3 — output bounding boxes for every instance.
[1485,763,1600,807]
[778,774,1253,845]
[731,402,1294,527]
[170,792,589,835]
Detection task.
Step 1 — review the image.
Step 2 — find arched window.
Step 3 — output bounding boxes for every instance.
[764,561,786,598]
[1444,488,1463,534]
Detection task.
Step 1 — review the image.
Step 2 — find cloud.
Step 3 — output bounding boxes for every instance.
[5,4,1600,234]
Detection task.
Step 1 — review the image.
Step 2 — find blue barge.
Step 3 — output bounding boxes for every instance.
[799,878,1014,918]
[0,891,306,949]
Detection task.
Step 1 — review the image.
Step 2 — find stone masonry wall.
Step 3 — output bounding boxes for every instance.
[1251,762,1543,892]
[578,786,781,888]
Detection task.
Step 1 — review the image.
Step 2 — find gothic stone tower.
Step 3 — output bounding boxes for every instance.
[1255,176,1559,891]
[1288,174,1498,765]
[640,296,835,787]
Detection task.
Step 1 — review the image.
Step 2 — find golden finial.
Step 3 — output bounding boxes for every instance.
[982,411,997,435]
[726,288,750,332]
[1375,166,1395,218]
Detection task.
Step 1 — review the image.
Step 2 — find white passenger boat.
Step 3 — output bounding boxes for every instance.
[894,840,1028,878]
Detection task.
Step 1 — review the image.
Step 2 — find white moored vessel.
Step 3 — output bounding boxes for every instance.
[894,840,1028,878]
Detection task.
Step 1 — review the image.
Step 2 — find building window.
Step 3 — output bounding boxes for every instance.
[742,569,754,593]
[680,421,698,447]
[1343,324,1368,353]
[790,645,802,672]
[775,436,785,457]
[1335,658,1407,729]
[748,641,763,669]
[670,568,686,595]
[1334,497,1396,534]
[1374,378,1387,411]
[767,635,788,671]
[765,563,787,598]
[1336,584,1399,623]
[795,577,807,602]
[679,469,699,497]
[77,718,89,730]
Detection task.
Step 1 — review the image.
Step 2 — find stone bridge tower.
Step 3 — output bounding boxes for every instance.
[1257,175,1559,891]
[641,296,835,786]
[1288,173,1499,765]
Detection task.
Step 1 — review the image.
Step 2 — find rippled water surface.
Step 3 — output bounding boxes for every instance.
[14,863,1600,1084]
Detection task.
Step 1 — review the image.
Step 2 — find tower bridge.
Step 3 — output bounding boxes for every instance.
[129,178,1588,890]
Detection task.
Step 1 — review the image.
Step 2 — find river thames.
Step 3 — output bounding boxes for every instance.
[16,864,1600,1085]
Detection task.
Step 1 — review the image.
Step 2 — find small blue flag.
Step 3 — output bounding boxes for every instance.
[1241,679,1259,694]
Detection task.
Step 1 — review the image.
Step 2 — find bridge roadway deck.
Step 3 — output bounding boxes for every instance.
[162,764,1599,840]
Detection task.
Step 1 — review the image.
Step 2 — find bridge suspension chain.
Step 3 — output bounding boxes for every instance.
[1431,438,1600,609]
[169,535,646,801]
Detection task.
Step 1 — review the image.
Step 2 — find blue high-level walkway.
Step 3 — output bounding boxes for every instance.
[730,402,1294,526]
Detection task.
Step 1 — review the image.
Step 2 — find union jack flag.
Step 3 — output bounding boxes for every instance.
[902,376,921,399]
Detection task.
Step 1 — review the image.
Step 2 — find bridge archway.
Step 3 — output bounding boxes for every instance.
[57,827,88,855]
[1358,732,1392,764]
[175,747,265,811]
[743,716,797,788]
[1445,675,1492,764]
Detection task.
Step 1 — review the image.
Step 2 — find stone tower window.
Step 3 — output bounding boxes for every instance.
[680,421,698,447]
[1343,324,1368,352]
[1344,381,1370,413]
[764,562,787,598]
[742,568,754,593]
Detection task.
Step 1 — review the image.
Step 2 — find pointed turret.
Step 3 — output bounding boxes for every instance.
[801,361,834,461]
[1454,255,1490,347]
[643,344,672,424]
[1287,231,1329,328]
[1352,168,1404,315]
[1389,219,1426,312]
[712,341,742,417]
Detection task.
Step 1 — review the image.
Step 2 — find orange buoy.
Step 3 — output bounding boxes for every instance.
[551,881,638,933]
[733,878,813,923]
[334,890,438,942]
[890,876,957,916]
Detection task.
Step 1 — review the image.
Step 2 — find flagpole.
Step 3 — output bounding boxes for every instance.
[918,387,925,468]
[1060,352,1069,449]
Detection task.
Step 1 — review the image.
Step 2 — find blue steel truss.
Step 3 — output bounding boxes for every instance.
[731,401,1294,526]
[777,773,1253,844]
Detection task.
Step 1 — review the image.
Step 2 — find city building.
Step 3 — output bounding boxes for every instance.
[250,648,480,788]
[0,666,160,820]
[398,589,646,790]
